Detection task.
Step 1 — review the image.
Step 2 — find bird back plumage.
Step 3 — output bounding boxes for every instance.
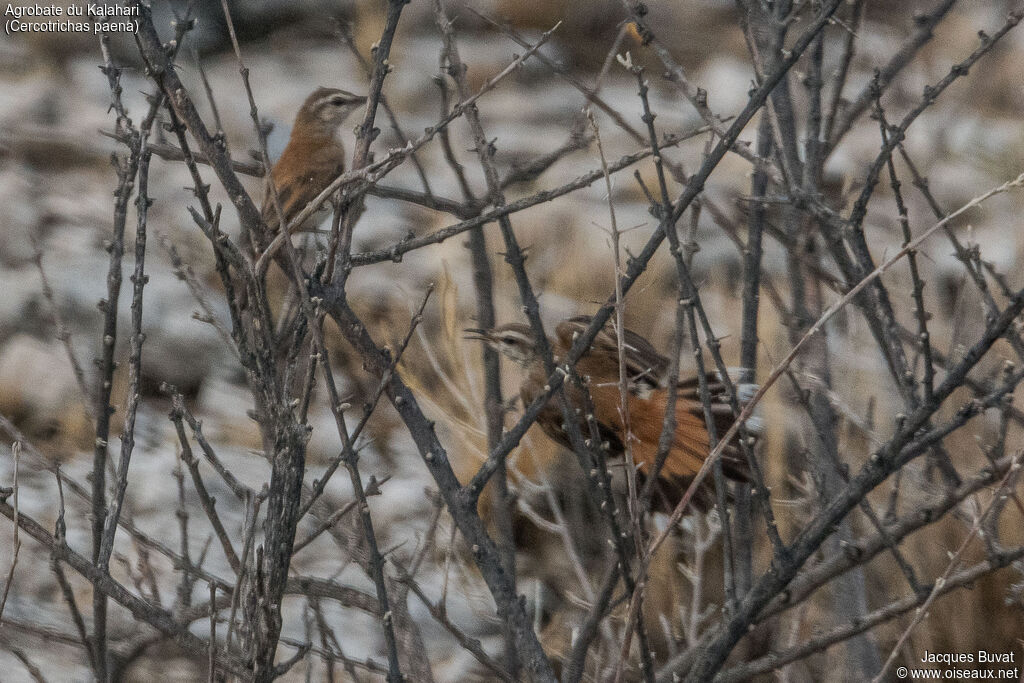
[540,315,754,513]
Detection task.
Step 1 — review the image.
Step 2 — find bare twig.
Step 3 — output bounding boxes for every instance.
[0,442,21,623]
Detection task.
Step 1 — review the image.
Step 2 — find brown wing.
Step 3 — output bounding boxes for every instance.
[589,379,750,513]
[675,373,743,447]
[555,316,670,390]
[261,179,294,231]
[261,140,344,233]
[261,168,320,232]
[551,316,753,513]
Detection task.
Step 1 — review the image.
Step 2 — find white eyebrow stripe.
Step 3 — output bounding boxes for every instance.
[313,92,357,110]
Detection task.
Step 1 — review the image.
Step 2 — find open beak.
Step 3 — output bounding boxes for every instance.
[462,327,492,342]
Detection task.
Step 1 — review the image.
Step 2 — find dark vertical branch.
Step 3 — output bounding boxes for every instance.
[875,90,935,403]
[737,0,803,186]
[734,112,772,599]
[93,16,188,669]
[431,5,567,678]
[329,0,409,285]
[96,142,153,573]
[627,65,735,615]
[434,31,521,678]
[801,20,881,677]
[91,66,136,683]
[821,0,864,143]
[338,20,434,199]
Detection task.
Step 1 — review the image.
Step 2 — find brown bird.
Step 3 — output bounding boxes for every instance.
[468,316,752,512]
[246,87,365,321]
[261,87,366,240]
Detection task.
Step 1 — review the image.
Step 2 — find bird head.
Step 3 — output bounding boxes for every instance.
[295,87,367,137]
[464,323,539,366]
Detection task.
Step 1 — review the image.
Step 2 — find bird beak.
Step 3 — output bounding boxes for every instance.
[462,327,491,342]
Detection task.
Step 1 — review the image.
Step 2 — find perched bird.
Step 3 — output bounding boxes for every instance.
[467,316,752,512]
[245,87,364,321]
[260,87,367,239]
